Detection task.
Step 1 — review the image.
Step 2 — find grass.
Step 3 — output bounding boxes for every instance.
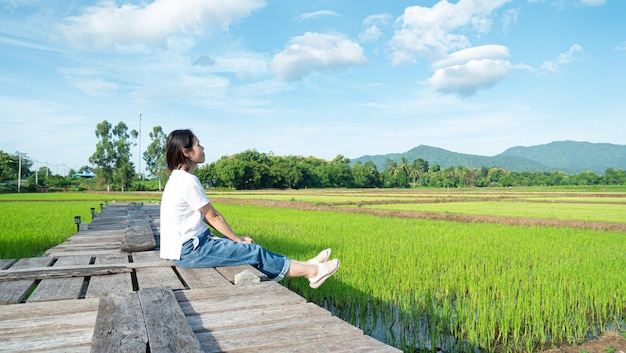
[0,201,100,259]
[1,188,625,352]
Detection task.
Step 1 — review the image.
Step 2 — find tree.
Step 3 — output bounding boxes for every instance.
[412,158,429,186]
[352,161,380,188]
[89,120,137,191]
[112,122,138,191]
[382,160,400,188]
[143,126,167,190]
[324,155,352,187]
[604,168,626,185]
[0,150,18,181]
[90,121,115,191]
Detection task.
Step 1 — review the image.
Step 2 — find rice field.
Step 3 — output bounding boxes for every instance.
[0,193,161,259]
[0,201,100,259]
[219,203,626,352]
[1,187,625,352]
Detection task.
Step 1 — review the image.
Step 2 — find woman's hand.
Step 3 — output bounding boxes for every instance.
[237,236,255,244]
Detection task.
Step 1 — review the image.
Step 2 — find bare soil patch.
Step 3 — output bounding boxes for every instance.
[541,331,626,353]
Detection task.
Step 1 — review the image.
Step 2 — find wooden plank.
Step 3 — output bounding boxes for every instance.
[0,297,99,320]
[1,327,95,352]
[138,287,203,353]
[44,249,125,257]
[247,335,403,353]
[49,239,122,247]
[46,241,122,249]
[180,294,305,315]
[131,251,184,290]
[26,344,91,353]
[90,291,148,353]
[178,289,306,316]
[86,253,133,298]
[186,302,330,332]
[120,223,156,252]
[85,224,127,231]
[175,281,293,303]
[0,299,98,352]
[3,256,54,269]
[135,266,185,290]
[0,261,172,282]
[175,267,232,289]
[0,264,132,282]
[45,247,123,258]
[0,310,98,336]
[197,315,363,353]
[28,255,92,302]
[215,264,268,283]
[0,256,53,304]
[0,259,16,270]
[130,250,162,263]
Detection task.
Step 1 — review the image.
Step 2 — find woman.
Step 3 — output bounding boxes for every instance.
[159,129,340,288]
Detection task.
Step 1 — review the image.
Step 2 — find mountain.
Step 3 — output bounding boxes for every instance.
[350,141,626,175]
[499,141,626,174]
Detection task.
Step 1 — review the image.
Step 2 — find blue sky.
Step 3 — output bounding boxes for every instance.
[1,0,624,175]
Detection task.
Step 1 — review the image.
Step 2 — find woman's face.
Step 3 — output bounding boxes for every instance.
[186,136,205,165]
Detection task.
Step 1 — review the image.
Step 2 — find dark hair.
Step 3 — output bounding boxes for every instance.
[166,129,196,172]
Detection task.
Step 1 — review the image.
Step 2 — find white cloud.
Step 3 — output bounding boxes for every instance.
[388,0,511,65]
[269,32,367,81]
[540,44,583,73]
[295,10,339,21]
[501,8,520,33]
[432,44,509,69]
[580,0,606,6]
[429,45,512,96]
[69,78,118,96]
[359,13,392,43]
[57,0,265,49]
[614,41,626,51]
[429,59,511,96]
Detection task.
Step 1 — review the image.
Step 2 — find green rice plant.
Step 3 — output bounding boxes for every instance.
[0,192,161,202]
[0,193,160,259]
[0,201,99,259]
[217,203,626,352]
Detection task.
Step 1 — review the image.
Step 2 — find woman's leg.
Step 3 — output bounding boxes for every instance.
[287,258,341,289]
[177,234,339,286]
[285,260,318,278]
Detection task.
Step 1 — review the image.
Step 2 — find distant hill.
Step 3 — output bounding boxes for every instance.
[350,141,626,175]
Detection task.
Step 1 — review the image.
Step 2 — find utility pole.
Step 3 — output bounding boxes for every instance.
[17,155,21,193]
[138,112,142,179]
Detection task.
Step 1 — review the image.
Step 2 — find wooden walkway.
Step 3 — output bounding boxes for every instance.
[0,202,400,352]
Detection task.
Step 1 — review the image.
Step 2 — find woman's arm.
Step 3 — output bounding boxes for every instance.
[199,202,254,244]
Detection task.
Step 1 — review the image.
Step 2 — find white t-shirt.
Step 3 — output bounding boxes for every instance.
[160,170,210,260]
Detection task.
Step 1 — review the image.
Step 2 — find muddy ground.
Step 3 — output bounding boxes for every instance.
[541,331,626,353]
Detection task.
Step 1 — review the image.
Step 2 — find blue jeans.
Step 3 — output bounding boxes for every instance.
[173,229,291,282]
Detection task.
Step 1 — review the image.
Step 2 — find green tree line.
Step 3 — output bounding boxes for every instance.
[2,121,625,192]
[196,149,626,189]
